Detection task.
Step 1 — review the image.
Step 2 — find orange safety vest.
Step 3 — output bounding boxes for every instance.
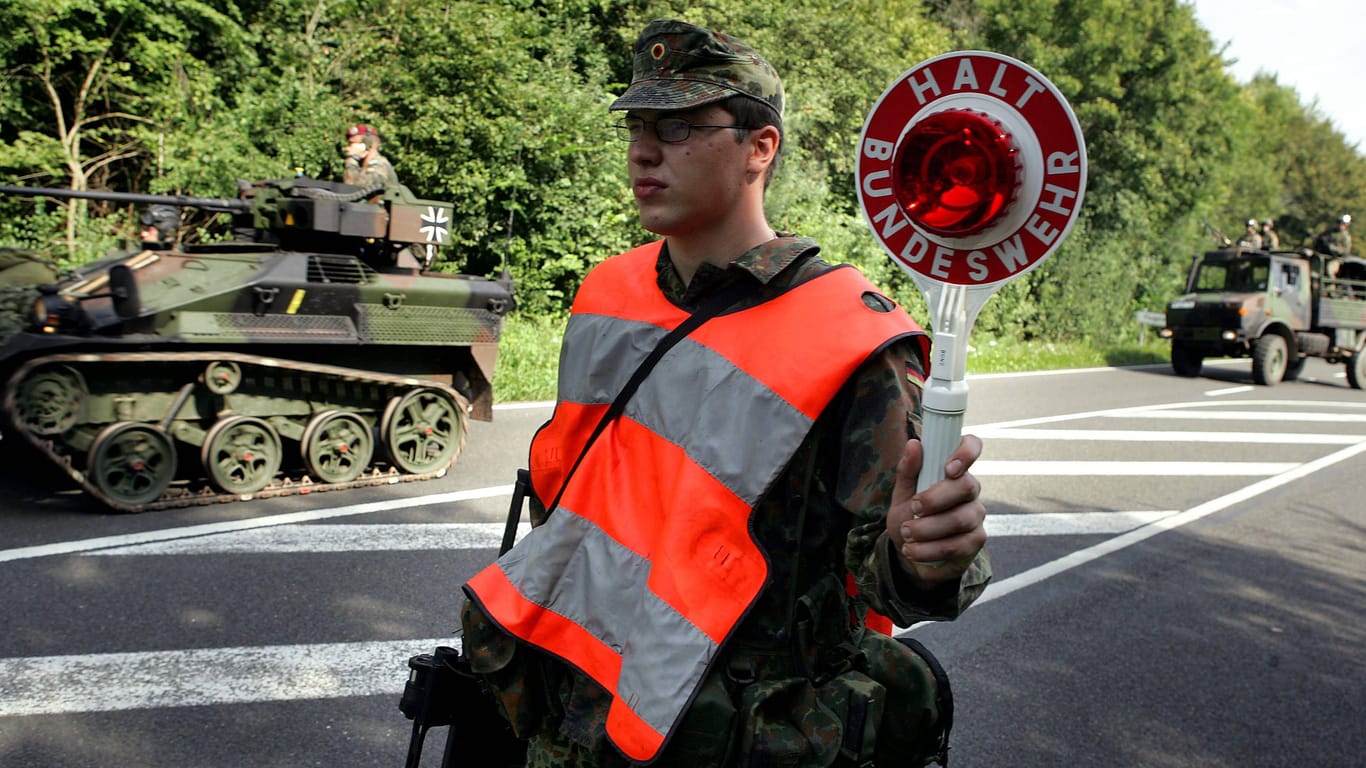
[465,241,926,762]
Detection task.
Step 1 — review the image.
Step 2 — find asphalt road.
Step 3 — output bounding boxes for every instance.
[1,357,1363,767]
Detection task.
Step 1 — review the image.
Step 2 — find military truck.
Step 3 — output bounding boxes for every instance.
[1160,246,1366,387]
[0,178,515,512]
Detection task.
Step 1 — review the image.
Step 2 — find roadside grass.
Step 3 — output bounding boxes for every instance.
[968,336,1170,373]
[492,314,1172,403]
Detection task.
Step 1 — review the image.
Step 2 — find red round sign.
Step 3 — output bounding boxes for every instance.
[857,51,1086,288]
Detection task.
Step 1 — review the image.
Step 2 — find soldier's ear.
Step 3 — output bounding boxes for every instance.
[745,124,781,176]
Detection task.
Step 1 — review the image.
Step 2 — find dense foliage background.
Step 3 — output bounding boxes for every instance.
[2,0,1364,346]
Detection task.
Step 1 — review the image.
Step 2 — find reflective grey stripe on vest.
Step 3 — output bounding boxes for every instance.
[556,312,813,505]
[497,505,714,736]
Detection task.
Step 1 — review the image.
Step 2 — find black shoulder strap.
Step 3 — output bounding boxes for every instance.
[499,275,756,555]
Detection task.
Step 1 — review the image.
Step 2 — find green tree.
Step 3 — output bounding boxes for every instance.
[0,0,253,258]
[1241,74,1366,248]
[2,0,1364,342]
[928,0,1253,341]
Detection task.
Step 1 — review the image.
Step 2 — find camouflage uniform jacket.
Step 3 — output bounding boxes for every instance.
[1315,227,1352,257]
[462,236,991,766]
[343,152,397,190]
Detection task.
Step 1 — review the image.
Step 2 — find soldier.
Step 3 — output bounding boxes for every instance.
[1313,214,1353,257]
[341,124,398,191]
[1261,219,1280,250]
[138,204,180,249]
[1236,218,1262,250]
[460,19,989,767]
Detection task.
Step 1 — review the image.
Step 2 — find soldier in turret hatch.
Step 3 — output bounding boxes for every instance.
[342,124,399,192]
[139,204,180,249]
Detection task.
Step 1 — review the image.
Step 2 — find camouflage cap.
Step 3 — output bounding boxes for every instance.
[610,20,783,119]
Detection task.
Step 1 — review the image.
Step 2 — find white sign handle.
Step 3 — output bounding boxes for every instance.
[915,282,986,492]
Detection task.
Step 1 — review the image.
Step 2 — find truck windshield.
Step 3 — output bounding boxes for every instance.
[1193,258,1269,292]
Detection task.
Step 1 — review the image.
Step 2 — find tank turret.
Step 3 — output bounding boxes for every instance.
[0,178,515,512]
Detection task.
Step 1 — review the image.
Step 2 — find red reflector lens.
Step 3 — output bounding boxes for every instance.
[892,109,1020,237]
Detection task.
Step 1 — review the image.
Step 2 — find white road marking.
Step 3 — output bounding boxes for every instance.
[967,399,1366,433]
[1129,410,1366,422]
[973,460,1296,476]
[89,523,534,555]
[0,510,1182,716]
[86,512,1168,556]
[6,396,1366,715]
[0,638,456,717]
[0,485,514,563]
[925,439,1366,616]
[984,511,1178,536]
[1204,385,1255,396]
[973,428,1363,444]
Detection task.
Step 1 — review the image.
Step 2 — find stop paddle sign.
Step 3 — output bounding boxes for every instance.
[856,51,1087,494]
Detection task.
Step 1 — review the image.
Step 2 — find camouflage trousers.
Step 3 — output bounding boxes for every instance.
[520,630,943,768]
[523,732,628,768]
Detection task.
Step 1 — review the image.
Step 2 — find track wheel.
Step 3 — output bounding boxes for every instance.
[15,365,87,436]
[202,416,283,494]
[87,422,177,508]
[203,361,243,395]
[301,411,375,483]
[381,388,465,474]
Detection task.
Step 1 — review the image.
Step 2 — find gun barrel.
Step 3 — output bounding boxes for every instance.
[0,185,250,214]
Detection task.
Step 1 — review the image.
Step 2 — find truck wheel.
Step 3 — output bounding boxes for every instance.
[1252,334,1287,386]
[1171,344,1203,377]
[1283,355,1307,382]
[1348,350,1366,390]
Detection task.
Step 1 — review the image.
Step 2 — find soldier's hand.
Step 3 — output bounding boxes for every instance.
[886,435,987,585]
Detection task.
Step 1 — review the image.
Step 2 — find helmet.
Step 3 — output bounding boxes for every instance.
[138,204,180,240]
[1262,219,1273,227]
[1341,214,1353,225]
[1246,218,1257,227]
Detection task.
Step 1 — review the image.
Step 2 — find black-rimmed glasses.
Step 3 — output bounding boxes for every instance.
[614,116,749,143]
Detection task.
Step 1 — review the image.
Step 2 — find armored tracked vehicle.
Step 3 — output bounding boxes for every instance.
[0,178,514,512]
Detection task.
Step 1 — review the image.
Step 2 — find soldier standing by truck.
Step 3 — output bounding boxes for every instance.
[1236,218,1263,249]
[1313,214,1353,257]
[1261,219,1280,249]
